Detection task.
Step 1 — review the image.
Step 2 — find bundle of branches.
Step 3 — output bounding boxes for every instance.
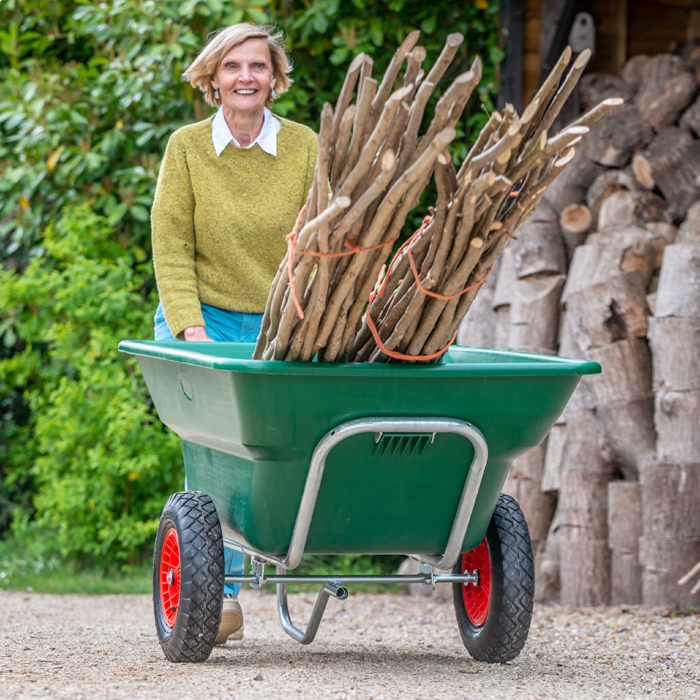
[254,36,621,363]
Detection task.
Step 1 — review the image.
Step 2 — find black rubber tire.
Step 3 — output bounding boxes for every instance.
[153,491,225,663]
[452,493,534,663]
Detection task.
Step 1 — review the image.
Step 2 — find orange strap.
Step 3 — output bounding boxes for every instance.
[366,265,457,362]
[284,205,401,320]
[407,241,495,300]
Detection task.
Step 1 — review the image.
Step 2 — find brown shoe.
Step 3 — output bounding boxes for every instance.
[216,597,244,645]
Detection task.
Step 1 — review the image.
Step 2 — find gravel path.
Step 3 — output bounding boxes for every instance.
[1,588,699,699]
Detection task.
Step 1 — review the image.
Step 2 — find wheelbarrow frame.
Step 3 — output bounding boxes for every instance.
[218,415,488,644]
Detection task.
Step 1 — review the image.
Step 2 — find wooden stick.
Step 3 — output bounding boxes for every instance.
[330,53,365,154]
[330,104,357,191]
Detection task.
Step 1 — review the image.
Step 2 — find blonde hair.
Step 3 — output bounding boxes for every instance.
[183,23,292,109]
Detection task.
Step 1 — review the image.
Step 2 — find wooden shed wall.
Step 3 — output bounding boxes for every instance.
[520,0,700,103]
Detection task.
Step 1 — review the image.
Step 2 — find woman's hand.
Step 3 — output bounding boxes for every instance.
[184,326,213,342]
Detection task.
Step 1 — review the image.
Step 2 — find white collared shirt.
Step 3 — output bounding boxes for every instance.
[211,106,281,157]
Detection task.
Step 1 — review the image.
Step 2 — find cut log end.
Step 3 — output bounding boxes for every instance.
[560,203,592,236]
[632,152,655,190]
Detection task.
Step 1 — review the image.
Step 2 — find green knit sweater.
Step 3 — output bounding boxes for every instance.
[151,115,318,339]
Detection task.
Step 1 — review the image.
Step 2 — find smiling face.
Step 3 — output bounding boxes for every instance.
[211,38,276,115]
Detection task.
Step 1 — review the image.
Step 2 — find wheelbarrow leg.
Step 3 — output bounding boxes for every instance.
[276,566,348,645]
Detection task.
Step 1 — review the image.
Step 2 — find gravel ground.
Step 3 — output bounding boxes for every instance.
[1,588,699,699]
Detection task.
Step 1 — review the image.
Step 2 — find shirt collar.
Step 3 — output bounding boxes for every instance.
[211,106,281,158]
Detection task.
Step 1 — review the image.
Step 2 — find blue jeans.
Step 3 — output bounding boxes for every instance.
[154,301,263,595]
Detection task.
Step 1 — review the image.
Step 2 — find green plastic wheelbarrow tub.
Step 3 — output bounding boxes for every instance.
[119,341,599,561]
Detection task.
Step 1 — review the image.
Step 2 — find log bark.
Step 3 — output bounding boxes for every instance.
[634,54,697,132]
[512,200,567,279]
[492,244,517,309]
[560,540,611,606]
[583,103,653,168]
[509,439,547,481]
[585,338,653,405]
[494,306,510,351]
[598,190,671,231]
[642,128,700,221]
[621,55,650,87]
[580,72,636,110]
[639,537,700,608]
[611,547,642,605]
[679,94,700,137]
[608,481,643,549]
[535,506,563,603]
[562,231,656,303]
[456,255,498,348]
[639,462,700,539]
[648,317,700,392]
[655,245,700,318]
[563,409,609,475]
[565,272,650,353]
[655,390,700,462]
[502,475,556,542]
[558,311,597,414]
[544,147,604,216]
[597,397,656,480]
[676,201,700,244]
[542,423,567,493]
[507,275,565,353]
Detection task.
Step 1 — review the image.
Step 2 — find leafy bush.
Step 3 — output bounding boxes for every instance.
[0,0,500,567]
[0,205,183,563]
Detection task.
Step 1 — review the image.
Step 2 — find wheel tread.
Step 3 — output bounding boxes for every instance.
[154,491,225,663]
[453,493,534,663]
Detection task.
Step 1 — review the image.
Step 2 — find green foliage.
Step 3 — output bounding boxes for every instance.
[0,205,183,563]
[0,0,500,568]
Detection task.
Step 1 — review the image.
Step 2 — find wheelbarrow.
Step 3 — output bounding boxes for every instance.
[118,340,599,664]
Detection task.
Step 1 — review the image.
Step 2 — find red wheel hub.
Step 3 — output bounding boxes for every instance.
[461,538,492,627]
[160,527,181,628]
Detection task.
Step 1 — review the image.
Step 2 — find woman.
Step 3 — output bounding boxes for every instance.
[151,23,318,644]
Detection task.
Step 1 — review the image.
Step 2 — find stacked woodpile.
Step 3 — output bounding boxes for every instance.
[459,50,700,608]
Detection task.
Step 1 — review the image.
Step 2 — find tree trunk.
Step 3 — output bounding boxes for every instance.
[560,540,611,606]
[642,128,700,221]
[507,275,566,353]
[566,273,650,352]
[655,390,700,462]
[639,537,700,607]
[655,245,700,318]
[597,397,656,480]
[639,461,700,539]
[634,54,697,132]
[585,338,653,405]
